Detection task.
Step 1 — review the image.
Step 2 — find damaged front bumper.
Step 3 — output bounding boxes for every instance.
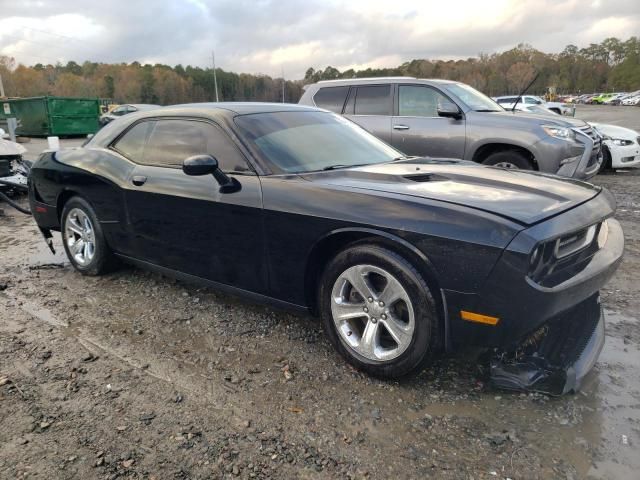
[490,293,605,395]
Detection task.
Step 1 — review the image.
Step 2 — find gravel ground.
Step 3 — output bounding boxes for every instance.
[1,106,639,479]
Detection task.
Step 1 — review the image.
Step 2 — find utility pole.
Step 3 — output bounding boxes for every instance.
[281,66,285,103]
[211,51,219,102]
[0,74,5,97]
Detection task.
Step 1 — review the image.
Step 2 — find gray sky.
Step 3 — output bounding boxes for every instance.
[1,0,639,79]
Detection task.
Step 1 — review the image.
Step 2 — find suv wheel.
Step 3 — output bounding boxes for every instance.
[319,244,439,378]
[483,150,533,170]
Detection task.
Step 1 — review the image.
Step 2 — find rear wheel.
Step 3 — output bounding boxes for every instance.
[319,244,440,378]
[482,150,534,170]
[61,197,117,275]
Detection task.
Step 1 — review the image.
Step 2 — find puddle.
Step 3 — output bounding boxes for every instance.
[19,299,68,328]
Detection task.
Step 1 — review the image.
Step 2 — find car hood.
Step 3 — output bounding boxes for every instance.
[300,159,601,225]
[590,122,638,140]
[510,110,587,127]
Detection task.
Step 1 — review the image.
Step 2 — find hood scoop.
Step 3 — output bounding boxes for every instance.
[403,173,448,183]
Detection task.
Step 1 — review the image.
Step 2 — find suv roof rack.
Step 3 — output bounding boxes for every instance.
[316,77,416,84]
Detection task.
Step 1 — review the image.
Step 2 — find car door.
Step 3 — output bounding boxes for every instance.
[114,117,267,294]
[390,84,466,158]
[342,84,392,143]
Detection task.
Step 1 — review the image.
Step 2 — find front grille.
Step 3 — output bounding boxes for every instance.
[578,125,598,142]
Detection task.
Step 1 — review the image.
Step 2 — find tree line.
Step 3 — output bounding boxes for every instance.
[0,36,638,105]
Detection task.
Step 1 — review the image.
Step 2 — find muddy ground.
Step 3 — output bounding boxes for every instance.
[1,106,639,479]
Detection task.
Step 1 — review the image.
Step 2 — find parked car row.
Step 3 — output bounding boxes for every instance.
[566,91,640,105]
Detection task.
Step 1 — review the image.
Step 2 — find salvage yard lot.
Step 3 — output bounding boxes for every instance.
[1,106,639,479]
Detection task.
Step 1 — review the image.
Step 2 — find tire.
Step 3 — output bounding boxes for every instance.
[599,147,612,174]
[482,150,534,170]
[61,196,117,275]
[318,244,440,378]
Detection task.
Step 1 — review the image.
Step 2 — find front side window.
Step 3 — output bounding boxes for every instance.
[235,111,403,174]
[143,119,251,172]
[314,86,349,113]
[354,85,391,116]
[398,85,450,117]
[112,121,155,163]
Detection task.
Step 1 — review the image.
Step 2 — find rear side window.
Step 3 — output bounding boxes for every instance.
[112,121,154,163]
[143,119,251,173]
[353,85,391,115]
[313,86,349,113]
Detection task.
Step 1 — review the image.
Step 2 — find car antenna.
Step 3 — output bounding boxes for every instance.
[512,72,540,112]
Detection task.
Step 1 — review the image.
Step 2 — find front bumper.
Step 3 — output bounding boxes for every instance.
[607,141,640,169]
[557,129,602,180]
[490,293,605,394]
[445,191,623,351]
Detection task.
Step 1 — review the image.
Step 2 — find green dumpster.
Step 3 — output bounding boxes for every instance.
[1,96,100,136]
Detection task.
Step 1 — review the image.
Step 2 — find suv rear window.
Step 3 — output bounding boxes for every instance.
[353,85,391,116]
[313,86,349,113]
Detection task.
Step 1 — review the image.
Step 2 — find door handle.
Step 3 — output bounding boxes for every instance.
[393,125,410,130]
[131,175,147,186]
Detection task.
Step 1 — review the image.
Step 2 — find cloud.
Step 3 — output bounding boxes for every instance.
[0,0,638,78]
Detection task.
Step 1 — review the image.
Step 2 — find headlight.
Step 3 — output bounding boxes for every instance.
[542,125,576,141]
[611,138,633,146]
[597,220,609,249]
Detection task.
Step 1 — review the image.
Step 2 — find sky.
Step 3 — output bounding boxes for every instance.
[0,0,639,79]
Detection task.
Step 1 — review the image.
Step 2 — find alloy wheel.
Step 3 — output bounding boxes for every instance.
[64,208,96,266]
[330,264,415,362]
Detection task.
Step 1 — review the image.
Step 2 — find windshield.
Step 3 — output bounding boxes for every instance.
[234,111,404,174]
[443,83,503,112]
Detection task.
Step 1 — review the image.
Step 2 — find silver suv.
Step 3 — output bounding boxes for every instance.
[299,77,602,179]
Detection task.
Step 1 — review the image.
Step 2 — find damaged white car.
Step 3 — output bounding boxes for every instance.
[591,123,640,171]
[0,132,30,209]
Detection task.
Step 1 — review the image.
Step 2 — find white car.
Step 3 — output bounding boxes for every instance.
[591,123,640,169]
[493,95,574,115]
[622,95,640,106]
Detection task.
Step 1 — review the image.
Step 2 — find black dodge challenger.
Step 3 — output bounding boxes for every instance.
[28,103,624,393]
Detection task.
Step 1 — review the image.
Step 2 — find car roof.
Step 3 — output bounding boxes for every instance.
[167,102,321,115]
[88,102,325,148]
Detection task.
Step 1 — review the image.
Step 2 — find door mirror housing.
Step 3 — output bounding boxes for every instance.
[183,154,219,176]
[437,100,462,119]
[182,154,241,193]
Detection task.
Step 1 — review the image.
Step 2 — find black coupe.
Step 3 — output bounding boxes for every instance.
[28,103,624,392]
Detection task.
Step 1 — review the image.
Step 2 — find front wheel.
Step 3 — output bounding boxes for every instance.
[319,244,440,378]
[482,150,533,170]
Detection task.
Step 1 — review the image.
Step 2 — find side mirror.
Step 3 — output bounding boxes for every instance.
[182,154,241,193]
[437,100,462,119]
[183,154,218,176]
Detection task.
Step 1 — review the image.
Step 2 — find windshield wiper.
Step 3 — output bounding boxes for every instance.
[322,164,350,171]
[475,109,501,112]
[322,163,369,171]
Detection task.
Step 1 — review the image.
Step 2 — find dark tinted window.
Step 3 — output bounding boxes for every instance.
[354,85,391,115]
[112,121,154,162]
[143,119,251,172]
[313,86,349,113]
